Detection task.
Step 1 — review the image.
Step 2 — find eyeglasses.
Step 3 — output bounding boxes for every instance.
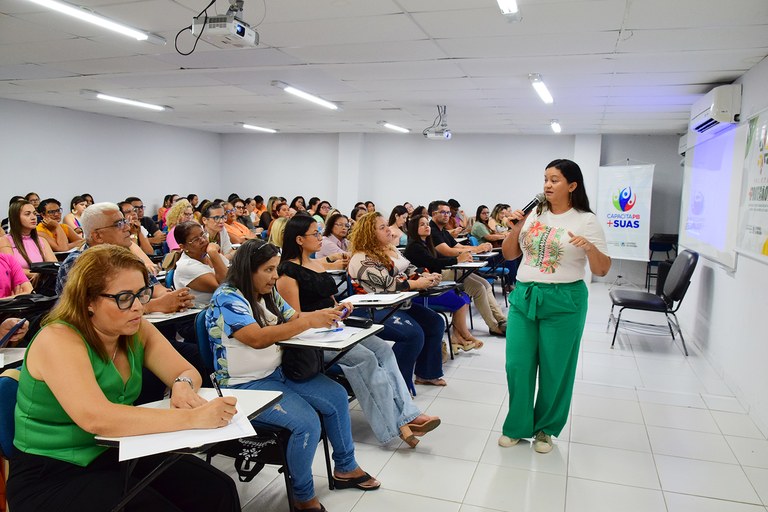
[435,210,451,216]
[320,205,330,211]
[45,208,63,215]
[132,205,145,210]
[224,209,235,215]
[100,286,154,310]
[181,212,194,218]
[235,205,245,210]
[187,233,208,244]
[302,230,323,240]
[334,222,351,228]
[208,215,226,222]
[94,218,129,231]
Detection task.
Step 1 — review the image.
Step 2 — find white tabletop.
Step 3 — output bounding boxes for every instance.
[343,291,418,306]
[144,307,203,324]
[276,324,384,351]
[96,388,282,461]
[473,252,497,259]
[454,237,468,244]
[0,347,26,369]
[447,261,486,269]
[326,269,347,275]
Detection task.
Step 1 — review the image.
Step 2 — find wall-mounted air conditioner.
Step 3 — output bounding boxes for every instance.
[689,84,741,135]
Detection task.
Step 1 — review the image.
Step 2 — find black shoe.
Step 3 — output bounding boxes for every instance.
[489,327,506,337]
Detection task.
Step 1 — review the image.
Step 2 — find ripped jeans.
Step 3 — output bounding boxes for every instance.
[230,367,358,502]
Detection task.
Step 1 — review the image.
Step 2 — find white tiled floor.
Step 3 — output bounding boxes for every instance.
[216,282,768,511]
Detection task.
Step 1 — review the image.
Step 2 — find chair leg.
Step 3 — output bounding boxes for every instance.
[317,415,334,490]
[668,312,688,356]
[277,433,296,512]
[665,314,676,340]
[607,304,615,332]
[611,308,624,349]
[468,301,474,330]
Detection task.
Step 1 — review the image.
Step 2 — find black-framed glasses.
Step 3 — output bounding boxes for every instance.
[94,218,129,231]
[234,205,245,210]
[436,210,451,216]
[133,205,145,210]
[302,230,323,239]
[208,215,226,222]
[100,286,154,310]
[45,208,63,215]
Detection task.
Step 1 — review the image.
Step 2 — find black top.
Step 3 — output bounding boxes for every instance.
[141,216,160,235]
[277,261,337,312]
[403,239,458,273]
[237,215,255,230]
[429,220,458,249]
[259,211,272,231]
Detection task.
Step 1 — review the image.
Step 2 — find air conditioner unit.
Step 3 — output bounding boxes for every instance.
[689,84,741,135]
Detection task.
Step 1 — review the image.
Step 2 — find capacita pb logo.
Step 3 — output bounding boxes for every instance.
[612,187,636,212]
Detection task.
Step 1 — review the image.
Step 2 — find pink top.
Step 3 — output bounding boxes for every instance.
[166,226,179,251]
[5,234,44,270]
[0,253,29,298]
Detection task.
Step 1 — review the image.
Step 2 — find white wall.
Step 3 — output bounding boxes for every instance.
[0,99,221,219]
[678,56,768,434]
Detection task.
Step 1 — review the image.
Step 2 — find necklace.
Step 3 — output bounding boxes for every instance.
[112,345,119,362]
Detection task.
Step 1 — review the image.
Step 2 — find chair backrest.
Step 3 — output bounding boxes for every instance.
[166,268,175,290]
[0,369,21,459]
[194,310,215,378]
[662,250,698,304]
[467,235,479,246]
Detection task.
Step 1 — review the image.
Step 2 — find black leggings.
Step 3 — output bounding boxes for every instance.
[7,449,240,512]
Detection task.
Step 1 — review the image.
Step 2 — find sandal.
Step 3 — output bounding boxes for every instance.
[450,335,475,354]
[407,417,441,436]
[414,377,447,386]
[399,425,419,448]
[467,336,485,349]
[332,472,381,491]
[293,504,326,512]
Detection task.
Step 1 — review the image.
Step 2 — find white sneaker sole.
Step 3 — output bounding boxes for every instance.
[498,435,519,447]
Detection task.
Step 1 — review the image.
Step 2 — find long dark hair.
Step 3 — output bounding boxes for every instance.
[281,215,316,264]
[475,204,490,228]
[541,158,593,214]
[388,205,408,226]
[406,215,436,257]
[8,200,44,266]
[289,196,305,211]
[225,239,284,327]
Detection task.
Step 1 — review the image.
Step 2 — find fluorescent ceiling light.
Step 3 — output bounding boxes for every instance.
[272,81,338,110]
[381,122,410,134]
[529,73,554,104]
[550,120,562,133]
[239,123,277,134]
[496,0,519,15]
[81,89,168,111]
[25,0,165,44]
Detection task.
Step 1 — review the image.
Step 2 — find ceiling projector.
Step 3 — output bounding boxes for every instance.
[192,13,258,48]
[425,130,452,140]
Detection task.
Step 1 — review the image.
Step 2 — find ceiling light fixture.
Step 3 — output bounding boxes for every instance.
[80,89,169,111]
[550,120,562,133]
[529,73,554,104]
[25,0,165,44]
[379,122,410,134]
[271,81,338,110]
[497,0,521,21]
[238,123,277,134]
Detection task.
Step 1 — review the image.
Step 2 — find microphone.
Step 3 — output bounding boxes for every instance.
[512,193,545,224]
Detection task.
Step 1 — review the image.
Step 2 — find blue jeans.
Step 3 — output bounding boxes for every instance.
[326,336,421,443]
[230,368,358,502]
[373,303,445,394]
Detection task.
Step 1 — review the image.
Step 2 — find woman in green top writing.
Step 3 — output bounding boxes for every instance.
[8,244,240,512]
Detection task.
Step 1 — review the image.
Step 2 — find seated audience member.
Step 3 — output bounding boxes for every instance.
[36,198,84,252]
[348,212,446,393]
[349,205,366,228]
[259,196,279,231]
[404,215,483,354]
[267,200,290,237]
[277,216,441,447]
[318,212,351,260]
[365,201,376,213]
[202,202,235,261]
[471,204,507,246]
[194,199,211,224]
[6,200,57,288]
[403,202,414,216]
[223,200,256,244]
[126,196,165,245]
[118,201,154,256]
[187,193,199,210]
[23,193,41,219]
[174,222,227,308]
[81,193,94,207]
[306,197,320,217]
[490,203,513,234]
[429,201,508,336]
[252,194,266,218]
[62,195,87,235]
[0,237,33,298]
[234,198,259,232]
[410,205,427,219]
[206,240,381,511]
[7,244,240,512]
[157,194,174,227]
[289,196,306,213]
[165,198,195,251]
[311,201,331,231]
[446,199,466,236]
[267,216,288,248]
[388,205,409,246]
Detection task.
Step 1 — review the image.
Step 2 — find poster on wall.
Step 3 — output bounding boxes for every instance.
[596,164,655,261]
[738,114,768,261]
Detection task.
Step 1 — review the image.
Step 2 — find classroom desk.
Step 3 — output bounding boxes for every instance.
[53,248,76,261]
[0,348,25,370]
[96,388,282,512]
[277,324,384,369]
[143,307,203,324]
[343,291,418,323]
[446,261,486,283]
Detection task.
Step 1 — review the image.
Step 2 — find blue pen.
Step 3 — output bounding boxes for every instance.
[316,327,343,334]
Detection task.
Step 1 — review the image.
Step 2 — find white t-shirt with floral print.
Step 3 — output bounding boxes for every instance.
[516,208,607,284]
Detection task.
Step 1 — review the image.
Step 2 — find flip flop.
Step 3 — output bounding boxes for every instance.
[414,377,447,387]
[332,472,381,491]
[293,505,326,512]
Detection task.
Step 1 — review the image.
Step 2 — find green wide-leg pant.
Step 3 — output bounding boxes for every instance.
[502,280,588,439]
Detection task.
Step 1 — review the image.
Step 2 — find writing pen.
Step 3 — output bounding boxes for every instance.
[210,372,223,397]
[316,327,343,334]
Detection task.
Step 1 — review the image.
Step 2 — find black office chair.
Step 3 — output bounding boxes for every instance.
[645,233,678,291]
[609,250,698,356]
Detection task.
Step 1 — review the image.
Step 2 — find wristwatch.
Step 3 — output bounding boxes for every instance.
[173,376,194,389]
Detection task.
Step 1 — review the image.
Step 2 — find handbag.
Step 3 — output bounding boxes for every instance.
[280,346,323,382]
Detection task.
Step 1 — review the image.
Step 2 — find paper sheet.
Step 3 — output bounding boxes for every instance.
[345,292,411,304]
[296,326,363,343]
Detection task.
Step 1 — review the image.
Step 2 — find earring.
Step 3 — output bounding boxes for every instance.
[88,309,94,317]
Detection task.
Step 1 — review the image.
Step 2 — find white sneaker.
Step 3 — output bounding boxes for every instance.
[533,432,553,453]
[498,435,519,447]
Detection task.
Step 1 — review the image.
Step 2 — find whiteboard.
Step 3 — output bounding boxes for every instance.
[678,124,748,271]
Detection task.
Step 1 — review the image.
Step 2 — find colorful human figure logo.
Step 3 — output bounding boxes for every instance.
[612,186,636,212]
